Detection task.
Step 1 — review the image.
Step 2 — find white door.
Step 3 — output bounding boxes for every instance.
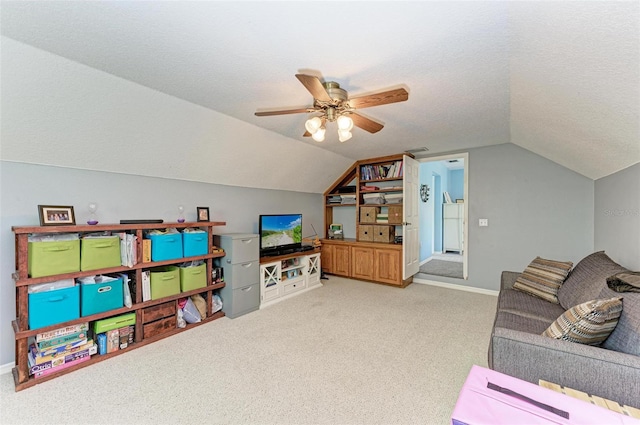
[403,155,420,279]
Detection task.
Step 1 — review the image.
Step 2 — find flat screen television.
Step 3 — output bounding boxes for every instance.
[259,214,303,256]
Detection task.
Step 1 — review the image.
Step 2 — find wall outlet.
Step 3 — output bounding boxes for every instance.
[479,219,489,227]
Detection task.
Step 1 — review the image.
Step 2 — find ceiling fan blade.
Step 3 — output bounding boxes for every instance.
[303,131,311,137]
[348,88,409,109]
[350,112,384,133]
[255,107,314,117]
[295,74,332,102]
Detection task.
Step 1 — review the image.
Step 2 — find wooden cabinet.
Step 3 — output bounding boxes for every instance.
[321,243,350,277]
[322,153,414,287]
[10,221,226,391]
[351,246,374,280]
[321,239,410,287]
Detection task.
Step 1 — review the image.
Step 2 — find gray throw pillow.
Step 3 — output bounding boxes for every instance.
[542,297,623,345]
[557,251,627,310]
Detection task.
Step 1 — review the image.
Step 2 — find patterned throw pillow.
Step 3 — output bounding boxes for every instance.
[542,297,623,345]
[513,257,573,304]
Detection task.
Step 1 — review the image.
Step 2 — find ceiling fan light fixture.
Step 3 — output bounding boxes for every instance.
[337,115,354,131]
[312,126,326,142]
[338,129,352,143]
[305,116,323,134]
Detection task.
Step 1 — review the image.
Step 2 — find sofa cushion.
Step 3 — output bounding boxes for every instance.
[542,297,623,345]
[599,285,640,356]
[498,289,566,323]
[513,257,573,304]
[494,310,554,334]
[557,251,627,310]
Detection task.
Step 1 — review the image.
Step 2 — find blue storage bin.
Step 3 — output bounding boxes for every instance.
[29,285,80,329]
[148,233,183,262]
[183,231,208,257]
[80,277,124,317]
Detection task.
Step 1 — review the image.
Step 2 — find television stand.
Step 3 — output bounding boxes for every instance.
[259,249,322,308]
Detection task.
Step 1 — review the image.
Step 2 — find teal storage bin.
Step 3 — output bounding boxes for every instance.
[28,239,80,278]
[180,263,207,292]
[80,236,121,271]
[150,266,180,300]
[29,285,80,329]
[148,233,183,262]
[183,231,208,257]
[80,277,124,317]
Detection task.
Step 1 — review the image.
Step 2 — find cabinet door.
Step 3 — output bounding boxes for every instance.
[374,248,401,285]
[321,245,334,273]
[333,245,351,277]
[351,246,374,280]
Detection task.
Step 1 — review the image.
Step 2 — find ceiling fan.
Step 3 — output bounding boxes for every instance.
[255,74,409,142]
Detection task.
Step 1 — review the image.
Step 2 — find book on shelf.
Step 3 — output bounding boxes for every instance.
[36,323,89,344]
[28,344,96,376]
[29,339,94,365]
[30,336,89,358]
[32,354,91,379]
[141,270,151,302]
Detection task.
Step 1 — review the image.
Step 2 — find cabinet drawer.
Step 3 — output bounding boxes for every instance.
[223,260,259,289]
[222,283,260,318]
[143,315,177,339]
[215,234,259,264]
[373,225,395,243]
[142,301,176,324]
[360,206,380,223]
[282,278,306,295]
[358,225,374,242]
[262,284,280,302]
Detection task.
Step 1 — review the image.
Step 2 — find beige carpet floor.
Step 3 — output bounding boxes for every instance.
[0,277,497,425]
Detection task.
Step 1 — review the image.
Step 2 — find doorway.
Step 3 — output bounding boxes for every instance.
[416,153,468,280]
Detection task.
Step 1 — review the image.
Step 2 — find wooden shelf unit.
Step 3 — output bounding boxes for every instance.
[322,154,413,287]
[11,221,226,391]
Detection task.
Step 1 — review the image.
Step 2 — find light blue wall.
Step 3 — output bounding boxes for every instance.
[419,161,450,260]
[448,169,465,201]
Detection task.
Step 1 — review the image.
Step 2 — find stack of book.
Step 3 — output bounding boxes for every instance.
[376,213,389,223]
[327,195,342,205]
[28,322,96,379]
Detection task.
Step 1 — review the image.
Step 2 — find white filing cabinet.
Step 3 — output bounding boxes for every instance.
[443,203,464,253]
[214,233,260,318]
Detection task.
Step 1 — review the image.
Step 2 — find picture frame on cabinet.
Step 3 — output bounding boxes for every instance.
[38,205,76,226]
[197,207,210,222]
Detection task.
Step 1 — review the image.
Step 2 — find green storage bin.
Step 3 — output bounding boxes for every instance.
[93,312,136,334]
[180,263,207,292]
[150,266,180,300]
[28,239,80,278]
[81,236,121,271]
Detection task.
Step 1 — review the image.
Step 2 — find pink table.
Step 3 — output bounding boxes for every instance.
[451,365,637,424]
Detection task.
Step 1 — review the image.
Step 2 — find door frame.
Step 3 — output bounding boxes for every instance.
[418,152,469,280]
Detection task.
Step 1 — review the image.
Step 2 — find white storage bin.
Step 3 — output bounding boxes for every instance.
[363,193,386,205]
[385,193,403,204]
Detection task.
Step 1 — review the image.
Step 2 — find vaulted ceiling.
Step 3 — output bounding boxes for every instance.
[2,1,638,180]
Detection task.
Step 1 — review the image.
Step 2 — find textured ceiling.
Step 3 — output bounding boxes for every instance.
[1,1,638,179]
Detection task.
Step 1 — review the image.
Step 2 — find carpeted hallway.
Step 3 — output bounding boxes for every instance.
[0,277,497,425]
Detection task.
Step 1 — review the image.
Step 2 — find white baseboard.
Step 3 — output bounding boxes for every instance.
[1,362,14,375]
[413,277,498,297]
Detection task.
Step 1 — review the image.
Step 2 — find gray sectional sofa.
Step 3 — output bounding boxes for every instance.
[488,251,640,408]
